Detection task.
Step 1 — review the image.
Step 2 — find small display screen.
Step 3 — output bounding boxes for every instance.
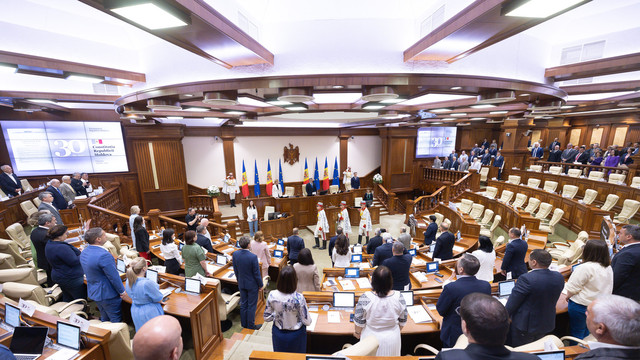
[333,292,355,308]
[116,259,126,273]
[146,269,158,283]
[57,321,81,350]
[499,280,516,297]
[401,291,414,306]
[216,255,227,265]
[185,278,201,294]
[350,254,362,262]
[5,303,20,327]
[344,268,360,278]
[426,262,438,273]
[274,250,283,258]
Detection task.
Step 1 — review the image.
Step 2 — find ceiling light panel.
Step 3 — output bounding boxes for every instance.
[111,3,188,30]
[238,96,271,107]
[312,92,362,104]
[399,94,473,106]
[505,0,586,19]
[567,91,635,101]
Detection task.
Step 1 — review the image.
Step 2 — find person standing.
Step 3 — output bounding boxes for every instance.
[59,176,76,205]
[233,236,264,330]
[397,227,411,250]
[183,230,210,277]
[561,144,577,163]
[196,225,214,253]
[353,266,408,356]
[436,254,492,348]
[272,179,283,198]
[351,172,360,190]
[328,227,343,261]
[222,173,239,207]
[287,228,306,265]
[382,242,412,291]
[250,231,271,277]
[332,234,352,268]
[501,228,528,279]
[133,215,150,260]
[45,225,85,301]
[433,156,442,168]
[493,151,504,180]
[45,179,68,210]
[481,149,492,166]
[505,249,565,346]
[31,212,55,286]
[185,208,200,232]
[80,227,126,322]
[125,257,164,331]
[433,222,455,261]
[313,202,329,249]
[70,172,86,196]
[293,249,320,292]
[531,142,544,158]
[358,202,372,245]
[246,200,258,237]
[160,229,182,276]
[372,234,395,267]
[37,192,63,225]
[129,205,144,250]
[470,235,496,283]
[337,201,352,240]
[0,165,21,197]
[343,166,353,191]
[423,215,438,246]
[549,138,561,151]
[367,228,384,255]
[612,225,640,301]
[548,145,562,162]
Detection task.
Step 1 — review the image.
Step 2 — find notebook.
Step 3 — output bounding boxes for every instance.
[9,326,48,360]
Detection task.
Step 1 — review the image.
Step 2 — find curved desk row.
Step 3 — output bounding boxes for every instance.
[462,191,541,232]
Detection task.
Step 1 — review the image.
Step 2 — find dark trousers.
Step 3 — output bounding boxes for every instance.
[272,325,307,353]
[55,275,86,302]
[165,258,181,275]
[239,288,259,329]
[96,297,122,322]
[508,326,545,347]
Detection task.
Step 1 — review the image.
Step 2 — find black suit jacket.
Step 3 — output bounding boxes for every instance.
[450,161,460,170]
[611,243,640,301]
[30,226,50,272]
[350,177,360,189]
[442,160,452,169]
[232,249,263,290]
[575,152,589,164]
[135,228,150,253]
[328,235,338,259]
[372,242,393,267]
[561,148,578,162]
[575,347,640,360]
[501,239,528,279]
[46,186,68,210]
[481,153,492,165]
[423,222,438,245]
[548,150,562,162]
[0,172,21,197]
[196,234,214,253]
[620,153,634,165]
[548,141,561,151]
[435,343,539,360]
[382,253,412,290]
[366,235,383,255]
[70,178,87,196]
[305,182,316,196]
[436,277,492,347]
[493,156,504,168]
[505,269,565,335]
[287,235,305,261]
[433,232,455,260]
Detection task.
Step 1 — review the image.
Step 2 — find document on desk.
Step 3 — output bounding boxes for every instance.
[45,348,78,360]
[412,258,426,266]
[307,312,319,331]
[160,287,176,298]
[327,311,341,323]
[407,305,433,324]
[358,262,371,269]
[356,277,372,289]
[206,264,221,274]
[222,248,234,253]
[339,280,356,291]
[452,245,464,253]
[413,272,429,283]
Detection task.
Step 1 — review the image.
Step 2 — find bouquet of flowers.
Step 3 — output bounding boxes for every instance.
[207,185,220,197]
[373,173,383,184]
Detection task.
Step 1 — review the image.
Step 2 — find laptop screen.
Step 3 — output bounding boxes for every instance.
[333,292,355,308]
[533,350,565,360]
[179,242,185,251]
[274,250,283,258]
[185,278,201,294]
[5,303,20,328]
[116,258,126,273]
[146,269,158,283]
[57,321,81,350]
[216,254,227,265]
[409,249,417,256]
[277,239,285,246]
[401,291,414,306]
[344,268,360,278]
[350,254,362,262]
[426,262,438,273]
[10,326,48,355]
[499,280,516,297]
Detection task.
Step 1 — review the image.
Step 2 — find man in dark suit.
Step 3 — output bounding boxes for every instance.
[287,228,306,265]
[436,254,492,348]
[70,172,87,196]
[350,172,360,190]
[489,145,498,157]
[232,236,263,330]
[530,143,544,159]
[382,242,412,291]
[493,151,504,180]
[548,138,561,151]
[328,227,342,261]
[548,145,562,162]
[450,157,460,170]
[561,144,578,163]
[612,225,640,301]
[80,228,126,322]
[37,192,63,225]
[433,222,455,261]
[305,178,316,196]
[505,249,565,346]
[573,146,590,164]
[46,179,68,210]
[501,228,528,279]
[481,149,492,166]
[366,228,383,255]
[448,150,457,163]
[435,293,539,360]
[442,158,452,169]
[372,233,396,266]
[196,225,214,253]
[423,215,438,246]
[0,165,21,197]
[620,148,634,166]
[30,212,56,286]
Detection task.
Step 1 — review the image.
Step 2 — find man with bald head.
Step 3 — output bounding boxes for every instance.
[133,315,183,360]
[45,179,68,210]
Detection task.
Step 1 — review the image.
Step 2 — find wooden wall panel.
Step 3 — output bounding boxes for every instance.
[132,141,155,191]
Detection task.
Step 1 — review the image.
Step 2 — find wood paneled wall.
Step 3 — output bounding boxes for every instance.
[379,128,416,192]
[455,125,502,151]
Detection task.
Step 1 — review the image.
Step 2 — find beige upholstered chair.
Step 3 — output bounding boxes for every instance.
[567,168,582,178]
[329,184,339,194]
[434,213,444,227]
[0,268,43,286]
[20,200,38,218]
[550,235,585,262]
[588,171,604,181]
[513,335,564,352]
[562,185,578,199]
[498,190,514,204]
[484,186,498,199]
[88,321,134,360]
[614,199,640,224]
[336,336,379,357]
[104,233,137,259]
[494,235,507,247]
[631,176,640,188]
[0,253,46,284]
[301,184,307,196]
[540,208,564,234]
[478,209,494,227]
[263,206,275,221]
[543,180,558,193]
[32,197,42,207]
[529,165,542,172]
[507,175,521,184]
[479,167,489,182]
[549,166,562,175]
[1,282,87,319]
[600,194,619,212]
[443,218,451,228]
[524,198,541,214]
[0,239,30,266]
[469,204,484,220]
[284,186,295,197]
[526,178,540,189]
[480,215,500,238]
[5,223,31,251]
[534,202,553,220]
[582,189,597,205]
[20,179,33,192]
[512,193,527,208]
[457,199,473,214]
[608,173,626,184]
[210,278,240,322]
[0,189,6,198]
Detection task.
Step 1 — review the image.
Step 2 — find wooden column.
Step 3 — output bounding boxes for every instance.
[546,119,571,150]
[379,128,417,193]
[339,134,349,175]
[500,119,533,174]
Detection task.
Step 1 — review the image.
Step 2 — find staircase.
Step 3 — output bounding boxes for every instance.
[221,215,244,239]
[373,198,389,216]
[223,322,274,360]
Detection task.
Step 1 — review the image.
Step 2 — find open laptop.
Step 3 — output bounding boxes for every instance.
[426,261,439,273]
[9,326,49,360]
[401,290,414,306]
[273,250,284,258]
[497,280,516,305]
[332,292,355,310]
[344,267,360,278]
[146,268,158,283]
[350,254,362,263]
[5,303,21,328]
[116,258,126,274]
[533,350,565,360]
[57,321,81,351]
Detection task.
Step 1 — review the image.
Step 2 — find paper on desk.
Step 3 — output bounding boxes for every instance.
[45,347,78,360]
[194,273,211,285]
[160,287,175,298]
[308,306,319,312]
[222,248,234,253]
[150,265,166,274]
[327,311,341,323]
[206,264,221,274]
[407,305,433,324]
[339,280,356,291]
[356,278,371,289]
[307,312,319,331]
[18,298,36,317]
[413,272,429,283]
[452,245,464,252]
[412,258,426,266]
[358,262,371,269]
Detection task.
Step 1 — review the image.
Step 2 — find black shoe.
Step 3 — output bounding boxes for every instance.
[319,246,326,250]
[254,324,262,330]
[312,245,319,249]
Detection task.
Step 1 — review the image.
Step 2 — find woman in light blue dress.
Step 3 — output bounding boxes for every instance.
[125,257,164,331]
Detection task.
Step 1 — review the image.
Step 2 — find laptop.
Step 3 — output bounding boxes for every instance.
[9,326,49,360]
[277,239,285,246]
[497,280,516,305]
[185,277,201,294]
[409,249,417,256]
[332,292,355,310]
[533,350,565,360]
[401,290,414,306]
[215,254,227,265]
[344,267,360,278]
[5,303,21,328]
[426,261,439,273]
[146,269,158,283]
[116,258,126,274]
[274,250,284,258]
[350,254,362,263]
[57,321,81,351]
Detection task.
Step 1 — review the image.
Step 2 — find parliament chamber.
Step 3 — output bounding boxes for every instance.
[1,1,640,359]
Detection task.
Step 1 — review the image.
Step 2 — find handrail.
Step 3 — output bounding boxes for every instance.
[374,183,396,215]
[422,167,468,183]
[449,173,473,200]
[531,159,634,185]
[406,186,447,222]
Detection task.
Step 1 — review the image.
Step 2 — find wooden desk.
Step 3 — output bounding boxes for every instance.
[260,215,295,240]
[436,203,481,238]
[463,191,540,232]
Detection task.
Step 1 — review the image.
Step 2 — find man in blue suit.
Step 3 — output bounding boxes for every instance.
[433,222,455,261]
[493,151,504,180]
[80,227,126,322]
[612,225,640,301]
[436,254,491,348]
[196,225,215,253]
[372,233,394,266]
[501,228,528,279]
[46,179,68,210]
[382,242,412,291]
[505,249,565,346]
[423,215,438,246]
[232,235,263,329]
[287,228,306,265]
[531,142,544,158]
[366,228,383,255]
[481,149,492,166]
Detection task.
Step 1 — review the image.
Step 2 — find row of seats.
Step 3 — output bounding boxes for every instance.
[528,165,639,186]
[455,199,502,239]
[0,178,33,198]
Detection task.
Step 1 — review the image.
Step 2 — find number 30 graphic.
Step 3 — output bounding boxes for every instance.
[53,140,86,157]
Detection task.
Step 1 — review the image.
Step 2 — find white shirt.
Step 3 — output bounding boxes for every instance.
[470,161,482,171]
[272,184,282,198]
[247,206,258,222]
[160,242,182,263]
[563,262,613,306]
[332,248,352,268]
[470,249,496,283]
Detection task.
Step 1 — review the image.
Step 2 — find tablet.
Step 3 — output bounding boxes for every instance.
[332,292,355,308]
[185,278,201,294]
[146,269,158,283]
[4,303,20,328]
[57,321,81,350]
[116,258,126,273]
[409,249,417,256]
[350,254,362,263]
[426,261,438,273]
[216,254,227,265]
[274,250,283,258]
[178,242,185,251]
[533,350,565,360]
[401,291,414,306]
[498,280,516,297]
[277,239,285,246]
[344,267,360,278]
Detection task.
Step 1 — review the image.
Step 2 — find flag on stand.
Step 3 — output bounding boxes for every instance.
[322,157,330,190]
[313,158,320,191]
[303,158,309,184]
[266,160,273,196]
[254,160,261,197]
[241,161,249,198]
[332,157,340,185]
[278,158,284,186]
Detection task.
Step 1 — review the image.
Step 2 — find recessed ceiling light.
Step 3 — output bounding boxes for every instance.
[430,108,453,113]
[238,96,271,107]
[451,113,467,117]
[470,117,486,120]
[66,74,104,83]
[363,104,385,110]
[111,3,188,30]
[441,118,456,121]
[225,110,246,116]
[519,93,531,97]
[313,92,362,104]
[560,105,576,109]
[490,110,509,114]
[429,122,444,125]
[332,85,344,89]
[166,116,183,120]
[267,100,292,107]
[183,94,193,97]
[559,107,637,116]
[27,99,57,104]
[450,86,462,90]
[470,104,496,109]
[400,94,474,106]
[183,107,209,112]
[380,98,406,104]
[285,106,309,111]
[0,63,17,74]
[505,0,586,19]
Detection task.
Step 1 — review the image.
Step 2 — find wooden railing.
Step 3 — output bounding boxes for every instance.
[145,209,236,238]
[405,185,447,222]
[374,183,396,215]
[188,195,223,224]
[530,158,637,185]
[422,167,469,184]
[449,172,474,200]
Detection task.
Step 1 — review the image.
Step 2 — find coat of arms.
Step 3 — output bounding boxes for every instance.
[283,143,300,165]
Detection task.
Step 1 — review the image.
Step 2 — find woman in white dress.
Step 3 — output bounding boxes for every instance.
[353,266,408,356]
[343,167,353,191]
[331,234,352,268]
[470,235,496,283]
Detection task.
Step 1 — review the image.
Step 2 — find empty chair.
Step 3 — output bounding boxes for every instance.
[588,171,604,181]
[549,166,562,175]
[469,204,484,220]
[1,282,87,319]
[0,253,46,284]
[284,186,295,197]
[562,185,578,199]
[524,198,541,214]
[0,268,65,300]
[513,335,564,353]
[329,184,339,194]
[478,209,494,227]
[567,168,582,178]
[334,336,379,357]
[539,208,564,234]
[5,223,31,252]
[535,202,553,220]
[631,176,640,188]
[0,239,30,266]
[104,233,137,259]
[608,173,626,184]
[87,321,134,360]
[484,186,498,199]
[210,278,240,324]
[434,213,444,226]
[498,190,514,204]
[600,194,619,212]
[494,235,507,247]
[512,193,527,208]
[20,200,38,218]
[614,199,640,224]
[526,178,541,188]
[457,199,473,214]
[0,189,6,198]
[480,215,501,238]
[263,206,275,221]
[507,175,521,184]
[301,184,307,196]
[543,180,558,193]
[443,218,451,227]
[20,179,33,192]
[529,165,542,172]
[582,189,597,205]
[479,167,489,182]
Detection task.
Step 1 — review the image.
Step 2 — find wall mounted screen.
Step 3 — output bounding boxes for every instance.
[416,127,457,158]
[1,121,128,176]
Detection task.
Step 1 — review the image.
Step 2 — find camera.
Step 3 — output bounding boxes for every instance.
[196,214,208,218]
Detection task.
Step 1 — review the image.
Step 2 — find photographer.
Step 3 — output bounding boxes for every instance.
[185,208,201,231]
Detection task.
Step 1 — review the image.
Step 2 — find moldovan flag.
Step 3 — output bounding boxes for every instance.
[254,160,261,197]
[303,158,309,184]
[241,161,249,198]
[313,158,320,191]
[332,157,340,185]
[322,157,330,190]
[266,159,273,196]
[278,158,284,186]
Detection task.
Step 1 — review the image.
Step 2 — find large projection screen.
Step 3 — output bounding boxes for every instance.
[416,127,457,158]
[1,121,129,176]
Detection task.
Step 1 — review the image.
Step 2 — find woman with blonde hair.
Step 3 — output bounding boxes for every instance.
[125,257,164,331]
[250,231,271,277]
